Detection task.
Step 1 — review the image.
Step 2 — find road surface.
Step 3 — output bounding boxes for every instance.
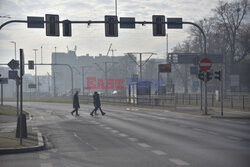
[1,102,250,167]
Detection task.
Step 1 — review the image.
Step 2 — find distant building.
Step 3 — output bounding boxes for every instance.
[51,50,137,96]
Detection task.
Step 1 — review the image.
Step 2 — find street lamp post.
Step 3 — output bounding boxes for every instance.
[10,41,18,116]
[33,49,38,96]
[10,41,16,60]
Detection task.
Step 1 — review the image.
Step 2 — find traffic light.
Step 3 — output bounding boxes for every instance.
[152,15,166,36]
[206,72,213,82]
[198,71,204,81]
[105,15,118,37]
[28,61,34,69]
[46,14,59,36]
[63,20,72,37]
[214,71,221,81]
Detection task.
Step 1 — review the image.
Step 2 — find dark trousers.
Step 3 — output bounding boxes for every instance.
[72,107,79,116]
[91,106,104,115]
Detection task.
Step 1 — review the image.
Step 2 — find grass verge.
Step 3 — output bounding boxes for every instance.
[0,132,37,148]
[0,105,28,115]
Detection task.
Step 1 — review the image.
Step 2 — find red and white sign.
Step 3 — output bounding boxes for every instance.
[199,58,212,71]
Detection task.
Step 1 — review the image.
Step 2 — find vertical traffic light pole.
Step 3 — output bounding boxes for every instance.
[204,73,208,115]
[19,49,24,145]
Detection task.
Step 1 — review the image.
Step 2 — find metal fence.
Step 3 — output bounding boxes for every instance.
[80,92,250,111]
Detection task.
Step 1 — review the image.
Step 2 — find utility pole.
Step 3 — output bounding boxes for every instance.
[53,47,57,97]
[47,72,50,95]
[126,52,157,81]
[94,61,118,95]
[10,41,16,60]
[33,49,38,96]
[81,66,91,95]
[11,41,19,116]
[115,0,118,16]
[41,46,43,64]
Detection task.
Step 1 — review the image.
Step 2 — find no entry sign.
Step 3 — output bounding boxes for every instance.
[199,58,212,71]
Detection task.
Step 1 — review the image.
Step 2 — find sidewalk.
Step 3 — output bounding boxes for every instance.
[116,103,250,119]
[0,109,45,154]
[0,130,45,154]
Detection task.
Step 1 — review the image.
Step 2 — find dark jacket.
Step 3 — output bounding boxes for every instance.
[93,93,101,107]
[73,93,80,108]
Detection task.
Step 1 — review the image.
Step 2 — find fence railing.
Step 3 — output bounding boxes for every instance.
[80,92,250,111]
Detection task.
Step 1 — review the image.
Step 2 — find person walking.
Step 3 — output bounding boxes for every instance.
[71,91,80,117]
[90,92,105,116]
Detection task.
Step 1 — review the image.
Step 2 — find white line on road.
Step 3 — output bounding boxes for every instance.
[151,150,167,155]
[119,133,128,137]
[105,127,112,130]
[193,128,205,132]
[227,136,242,141]
[128,138,138,142]
[99,124,106,127]
[37,132,43,146]
[169,159,190,166]
[208,131,218,135]
[73,132,98,151]
[39,153,50,159]
[41,163,53,167]
[138,143,151,148]
[110,130,119,133]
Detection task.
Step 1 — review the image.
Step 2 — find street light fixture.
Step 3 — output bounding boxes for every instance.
[10,41,16,60]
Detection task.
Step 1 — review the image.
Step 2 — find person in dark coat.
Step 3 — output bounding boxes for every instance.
[71,91,80,116]
[90,92,105,116]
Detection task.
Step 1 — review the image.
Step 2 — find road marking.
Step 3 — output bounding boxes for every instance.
[169,159,190,166]
[99,124,106,127]
[105,127,112,130]
[151,150,167,155]
[228,136,242,141]
[41,163,53,167]
[111,130,119,133]
[73,132,98,151]
[128,138,138,142]
[32,127,39,132]
[39,153,50,159]
[179,125,188,128]
[119,133,128,137]
[193,128,205,132]
[208,131,218,135]
[126,108,130,110]
[50,149,57,153]
[37,132,43,146]
[138,143,151,148]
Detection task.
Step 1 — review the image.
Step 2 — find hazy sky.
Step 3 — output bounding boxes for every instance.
[0,0,229,75]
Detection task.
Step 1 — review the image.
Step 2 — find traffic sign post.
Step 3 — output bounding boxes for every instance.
[199,58,212,115]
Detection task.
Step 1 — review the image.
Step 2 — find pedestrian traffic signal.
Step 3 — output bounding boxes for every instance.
[206,72,213,82]
[105,15,118,37]
[214,71,221,81]
[63,20,72,37]
[152,15,166,36]
[198,71,204,81]
[45,14,59,36]
[28,61,34,69]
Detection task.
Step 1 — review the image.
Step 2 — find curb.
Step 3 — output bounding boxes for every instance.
[0,132,45,155]
[211,115,250,119]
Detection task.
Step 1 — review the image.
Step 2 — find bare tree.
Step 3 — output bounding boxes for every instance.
[214,0,248,61]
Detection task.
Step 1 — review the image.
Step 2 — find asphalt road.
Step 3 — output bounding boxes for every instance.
[1,102,250,167]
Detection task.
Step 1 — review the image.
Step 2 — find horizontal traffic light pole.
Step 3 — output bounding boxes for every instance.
[0,19,203,31]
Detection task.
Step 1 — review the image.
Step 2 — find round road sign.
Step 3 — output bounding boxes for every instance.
[199,58,212,71]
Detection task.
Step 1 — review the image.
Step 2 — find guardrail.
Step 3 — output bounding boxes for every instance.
[80,92,250,111]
